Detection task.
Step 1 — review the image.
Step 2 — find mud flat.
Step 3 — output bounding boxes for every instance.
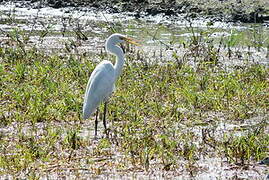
[1,0,269,23]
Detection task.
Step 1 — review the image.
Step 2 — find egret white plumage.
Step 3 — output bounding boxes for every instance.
[83,33,139,137]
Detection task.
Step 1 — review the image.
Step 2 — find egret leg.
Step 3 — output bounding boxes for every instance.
[103,101,108,136]
[94,108,99,138]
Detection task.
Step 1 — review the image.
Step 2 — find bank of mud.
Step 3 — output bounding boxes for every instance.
[1,0,269,23]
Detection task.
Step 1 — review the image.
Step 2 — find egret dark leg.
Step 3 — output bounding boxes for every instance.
[94,108,99,138]
[103,101,108,136]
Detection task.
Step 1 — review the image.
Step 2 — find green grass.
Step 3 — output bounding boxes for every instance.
[0,27,268,178]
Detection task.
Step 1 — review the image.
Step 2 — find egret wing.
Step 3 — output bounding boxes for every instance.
[83,61,115,119]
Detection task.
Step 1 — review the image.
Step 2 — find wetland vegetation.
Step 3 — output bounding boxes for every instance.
[0,1,268,179]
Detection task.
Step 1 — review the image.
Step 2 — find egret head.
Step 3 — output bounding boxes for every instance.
[105,33,140,54]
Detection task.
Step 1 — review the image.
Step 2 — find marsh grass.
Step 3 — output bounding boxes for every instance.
[0,24,268,178]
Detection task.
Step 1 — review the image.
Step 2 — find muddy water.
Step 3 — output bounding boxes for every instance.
[0,3,268,68]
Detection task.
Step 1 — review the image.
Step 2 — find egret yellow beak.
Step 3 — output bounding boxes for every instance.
[122,36,141,46]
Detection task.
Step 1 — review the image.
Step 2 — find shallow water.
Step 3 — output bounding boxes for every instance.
[0,3,268,67]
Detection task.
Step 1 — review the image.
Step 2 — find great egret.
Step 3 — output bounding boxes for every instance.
[83,33,139,137]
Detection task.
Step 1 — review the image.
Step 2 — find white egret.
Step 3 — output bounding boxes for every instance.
[83,33,139,137]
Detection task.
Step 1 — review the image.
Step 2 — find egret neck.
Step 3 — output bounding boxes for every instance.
[106,44,125,81]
